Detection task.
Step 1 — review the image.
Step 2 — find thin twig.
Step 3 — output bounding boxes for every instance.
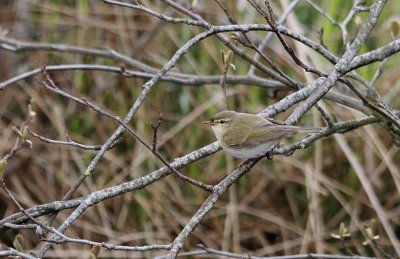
[27,128,121,151]
[102,0,210,28]
[38,69,214,193]
[150,112,163,152]
[1,178,172,253]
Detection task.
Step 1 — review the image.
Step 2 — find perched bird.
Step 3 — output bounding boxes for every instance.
[204,110,322,159]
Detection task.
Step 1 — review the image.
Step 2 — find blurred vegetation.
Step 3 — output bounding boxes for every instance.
[0,0,400,258]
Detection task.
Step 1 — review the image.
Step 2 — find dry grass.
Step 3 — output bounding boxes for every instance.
[1,0,400,258]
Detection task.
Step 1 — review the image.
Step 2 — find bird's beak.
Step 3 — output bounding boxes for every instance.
[203,120,212,125]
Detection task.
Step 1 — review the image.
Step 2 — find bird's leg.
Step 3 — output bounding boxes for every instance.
[265,144,279,160]
[265,150,274,160]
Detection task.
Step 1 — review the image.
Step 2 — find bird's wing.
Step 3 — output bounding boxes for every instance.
[265,117,287,125]
[241,120,299,147]
[222,121,252,147]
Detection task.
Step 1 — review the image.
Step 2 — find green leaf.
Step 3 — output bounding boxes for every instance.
[0,158,7,178]
[13,234,24,252]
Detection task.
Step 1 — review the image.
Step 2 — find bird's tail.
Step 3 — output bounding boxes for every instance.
[297,127,324,134]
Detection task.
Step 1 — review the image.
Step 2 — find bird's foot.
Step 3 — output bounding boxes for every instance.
[265,145,278,160]
[265,150,274,160]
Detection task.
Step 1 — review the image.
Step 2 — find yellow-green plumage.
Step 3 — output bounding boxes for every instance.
[204,110,322,159]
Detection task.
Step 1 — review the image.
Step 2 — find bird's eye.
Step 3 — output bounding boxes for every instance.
[219,120,225,124]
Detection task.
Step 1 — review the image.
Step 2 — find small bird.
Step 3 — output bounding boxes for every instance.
[203,110,323,159]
